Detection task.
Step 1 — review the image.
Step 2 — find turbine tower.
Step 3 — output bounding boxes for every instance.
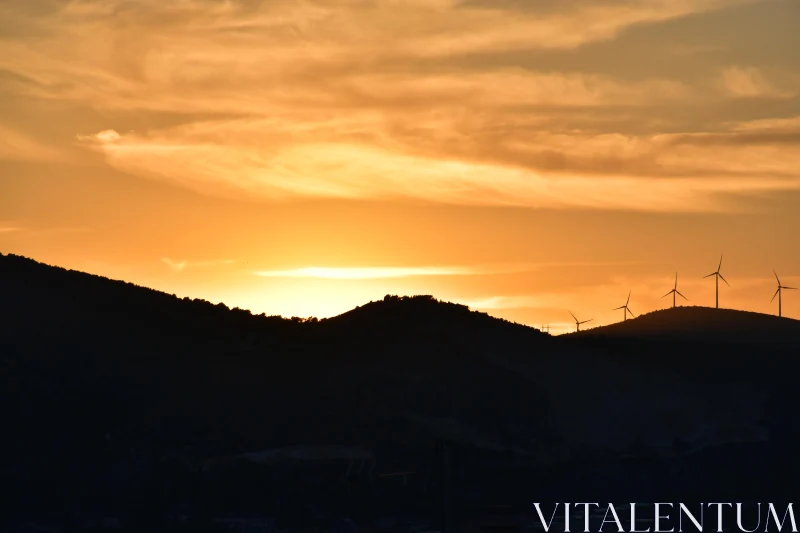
[569,311,592,332]
[662,272,688,309]
[613,290,635,321]
[703,255,729,309]
[771,270,796,318]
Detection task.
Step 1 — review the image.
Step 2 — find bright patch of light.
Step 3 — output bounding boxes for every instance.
[254,266,475,280]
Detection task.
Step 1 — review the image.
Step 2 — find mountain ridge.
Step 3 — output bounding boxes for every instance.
[567,305,800,345]
[4,252,797,344]
[0,252,546,340]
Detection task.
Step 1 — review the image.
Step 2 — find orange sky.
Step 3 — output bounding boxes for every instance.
[2,0,800,332]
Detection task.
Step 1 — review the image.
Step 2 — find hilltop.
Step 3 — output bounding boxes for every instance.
[1,252,800,529]
[320,293,547,349]
[567,306,800,345]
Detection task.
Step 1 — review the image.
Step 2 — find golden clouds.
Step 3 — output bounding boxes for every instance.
[76,130,121,143]
[75,115,800,211]
[720,66,797,99]
[2,0,799,214]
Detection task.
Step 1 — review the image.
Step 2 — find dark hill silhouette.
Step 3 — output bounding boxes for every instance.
[2,252,800,531]
[567,306,800,345]
[320,294,547,349]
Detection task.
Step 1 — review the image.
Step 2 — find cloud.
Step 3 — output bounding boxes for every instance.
[730,116,800,133]
[720,66,796,99]
[161,257,235,272]
[0,125,73,162]
[0,224,94,236]
[339,70,690,108]
[76,129,121,143]
[162,258,188,272]
[0,0,756,114]
[2,0,798,213]
[253,261,648,280]
[459,295,545,310]
[75,121,800,212]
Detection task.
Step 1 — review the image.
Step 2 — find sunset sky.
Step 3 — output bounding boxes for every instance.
[2,0,800,331]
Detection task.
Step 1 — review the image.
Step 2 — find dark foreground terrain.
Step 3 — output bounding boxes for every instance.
[1,253,799,532]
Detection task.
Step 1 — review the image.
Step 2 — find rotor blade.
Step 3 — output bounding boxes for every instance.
[774,269,780,284]
[627,307,635,317]
[676,290,688,300]
[674,273,678,290]
[703,273,716,278]
[719,273,730,286]
[569,310,578,321]
[771,287,780,302]
[626,290,631,305]
[783,286,798,290]
[612,306,625,310]
[661,290,672,298]
[718,254,723,271]
[582,319,593,323]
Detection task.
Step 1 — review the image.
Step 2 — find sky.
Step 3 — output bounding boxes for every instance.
[2,0,800,332]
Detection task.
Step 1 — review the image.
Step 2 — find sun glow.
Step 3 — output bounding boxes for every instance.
[2,0,800,325]
[253,266,476,280]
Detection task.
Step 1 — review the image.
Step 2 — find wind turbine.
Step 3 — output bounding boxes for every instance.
[703,254,729,309]
[662,272,688,309]
[569,311,592,332]
[612,291,635,321]
[771,270,796,318]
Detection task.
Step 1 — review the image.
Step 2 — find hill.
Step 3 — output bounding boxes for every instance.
[567,306,800,345]
[2,253,800,531]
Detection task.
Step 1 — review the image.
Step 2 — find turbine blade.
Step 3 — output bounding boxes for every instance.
[612,306,624,310]
[784,286,798,290]
[626,290,631,305]
[719,273,730,286]
[661,290,672,298]
[774,269,780,284]
[718,254,723,271]
[676,290,688,300]
[627,307,635,317]
[569,310,577,321]
[703,273,715,278]
[674,273,678,290]
[771,288,780,302]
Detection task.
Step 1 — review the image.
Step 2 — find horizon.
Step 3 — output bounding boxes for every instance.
[5,251,799,336]
[2,0,800,328]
